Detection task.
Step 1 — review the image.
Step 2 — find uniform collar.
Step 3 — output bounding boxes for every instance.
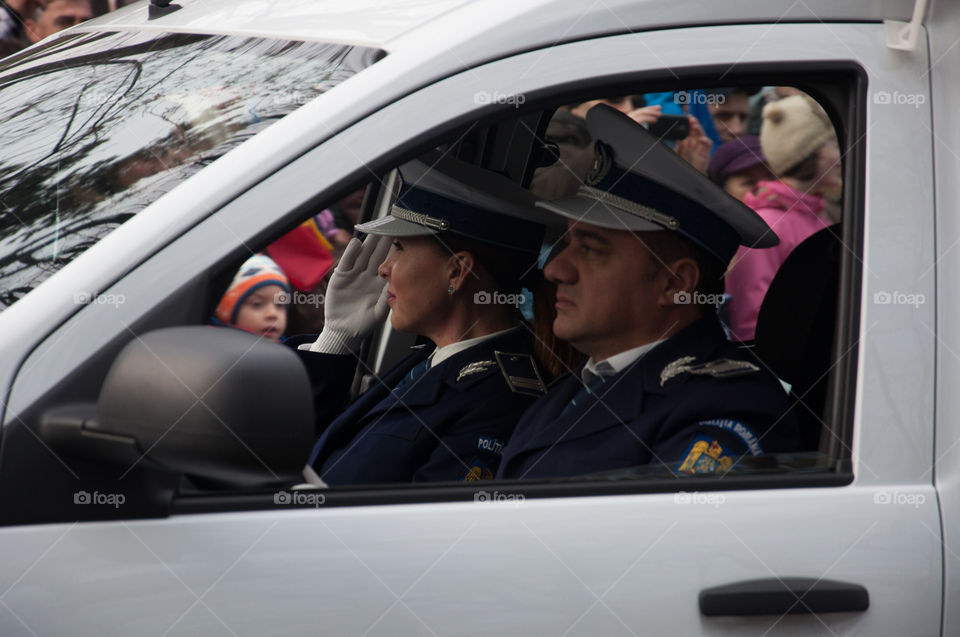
[582,338,666,384]
[362,327,528,417]
[430,326,520,368]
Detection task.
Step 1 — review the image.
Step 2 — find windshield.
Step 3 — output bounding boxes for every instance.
[0,31,382,311]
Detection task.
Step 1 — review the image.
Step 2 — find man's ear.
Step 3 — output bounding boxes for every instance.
[658,257,700,307]
[447,251,476,293]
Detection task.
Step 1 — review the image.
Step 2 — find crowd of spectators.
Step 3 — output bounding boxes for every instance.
[0,0,115,55]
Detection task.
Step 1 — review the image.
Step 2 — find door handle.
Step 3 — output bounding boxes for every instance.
[700,577,869,616]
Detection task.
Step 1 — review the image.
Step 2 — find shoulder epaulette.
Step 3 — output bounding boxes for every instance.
[660,356,760,387]
[494,351,548,396]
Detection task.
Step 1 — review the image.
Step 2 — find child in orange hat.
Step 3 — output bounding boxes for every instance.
[213,254,290,342]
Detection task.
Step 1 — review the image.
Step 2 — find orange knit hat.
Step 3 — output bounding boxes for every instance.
[214,254,290,325]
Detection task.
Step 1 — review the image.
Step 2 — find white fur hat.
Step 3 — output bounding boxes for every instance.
[760,95,835,176]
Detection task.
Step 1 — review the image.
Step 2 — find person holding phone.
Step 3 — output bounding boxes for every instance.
[568,97,714,176]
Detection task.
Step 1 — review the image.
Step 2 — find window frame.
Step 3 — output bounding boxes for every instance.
[178,70,865,513]
[1,30,872,525]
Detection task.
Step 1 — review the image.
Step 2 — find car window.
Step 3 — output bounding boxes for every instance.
[0,31,382,312]
[229,84,848,485]
[0,63,861,525]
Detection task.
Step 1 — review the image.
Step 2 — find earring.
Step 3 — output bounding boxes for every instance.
[447,286,455,294]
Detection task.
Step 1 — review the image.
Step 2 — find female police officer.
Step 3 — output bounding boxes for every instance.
[299,153,553,486]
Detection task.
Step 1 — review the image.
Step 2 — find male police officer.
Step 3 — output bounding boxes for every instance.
[496,105,801,479]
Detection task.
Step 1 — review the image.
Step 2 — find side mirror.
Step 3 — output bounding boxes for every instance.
[46,326,315,486]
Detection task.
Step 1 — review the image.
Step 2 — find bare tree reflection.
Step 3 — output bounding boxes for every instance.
[0,32,377,309]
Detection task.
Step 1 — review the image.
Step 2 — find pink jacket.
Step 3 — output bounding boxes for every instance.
[725,180,832,341]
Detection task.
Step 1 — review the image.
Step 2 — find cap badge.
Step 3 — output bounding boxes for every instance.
[585,141,614,186]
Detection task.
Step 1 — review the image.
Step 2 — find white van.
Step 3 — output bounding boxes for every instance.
[0,0,956,634]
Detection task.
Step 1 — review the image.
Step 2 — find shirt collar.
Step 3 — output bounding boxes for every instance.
[582,338,666,383]
[429,326,520,368]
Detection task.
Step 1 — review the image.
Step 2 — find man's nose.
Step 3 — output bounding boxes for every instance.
[543,245,575,285]
[729,115,747,136]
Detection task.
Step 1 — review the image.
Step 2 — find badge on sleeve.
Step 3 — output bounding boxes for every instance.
[696,418,763,456]
[477,435,505,456]
[462,459,494,481]
[677,435,735,474]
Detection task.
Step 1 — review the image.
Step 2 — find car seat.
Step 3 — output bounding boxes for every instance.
[753,224,841,451]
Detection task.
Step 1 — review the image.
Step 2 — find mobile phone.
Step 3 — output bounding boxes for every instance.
[647,114,690,140]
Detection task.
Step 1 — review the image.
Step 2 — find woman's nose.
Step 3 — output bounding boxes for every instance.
[377,256,392,279]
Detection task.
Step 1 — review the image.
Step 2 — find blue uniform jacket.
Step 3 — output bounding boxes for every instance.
[302,328,542,485]
[496,314,801,480]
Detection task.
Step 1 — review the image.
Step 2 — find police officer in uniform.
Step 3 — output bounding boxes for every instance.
[496,105,801,480]
[300,154,552,486]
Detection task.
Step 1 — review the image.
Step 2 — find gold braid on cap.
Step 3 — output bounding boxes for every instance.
[391,205,450,231]
[576,185,680,230]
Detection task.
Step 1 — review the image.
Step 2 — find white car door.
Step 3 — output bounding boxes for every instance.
[0,21,940,636]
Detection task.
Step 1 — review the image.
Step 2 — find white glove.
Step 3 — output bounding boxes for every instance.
[308,234,391,354]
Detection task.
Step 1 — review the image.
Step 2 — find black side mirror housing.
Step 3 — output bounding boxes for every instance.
[86,326,314,486]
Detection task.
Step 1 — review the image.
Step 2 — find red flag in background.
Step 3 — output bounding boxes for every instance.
[267,218,335,291]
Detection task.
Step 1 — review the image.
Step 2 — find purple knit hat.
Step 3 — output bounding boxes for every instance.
[708,135,766,185]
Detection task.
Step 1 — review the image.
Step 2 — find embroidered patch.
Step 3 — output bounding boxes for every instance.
[676,436,735,474]
[462,459,494,482]
[660,356,696,386]
[696,419,763,456]
[477,435,505,456]
[660,357,760,387]
[457,360,497,382]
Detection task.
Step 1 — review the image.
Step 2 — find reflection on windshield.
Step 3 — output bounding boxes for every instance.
[0,31,382,310]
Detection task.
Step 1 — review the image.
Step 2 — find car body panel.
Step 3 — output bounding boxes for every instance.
[0,16,946,634]
[929,1,960,634]
[0,487,940,636]
[67,0,474,50]
[69,0,917,52]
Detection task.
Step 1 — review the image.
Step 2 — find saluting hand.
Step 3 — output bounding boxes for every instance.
[308,234,391,354]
